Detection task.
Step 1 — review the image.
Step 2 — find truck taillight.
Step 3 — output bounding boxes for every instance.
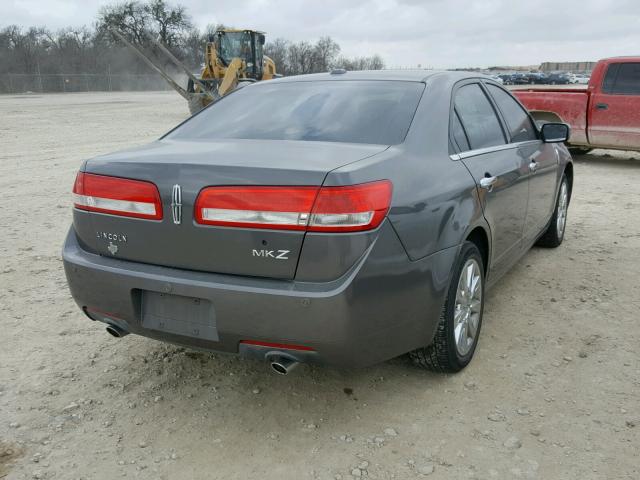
[72,172,163,220]
[194,180,392,232]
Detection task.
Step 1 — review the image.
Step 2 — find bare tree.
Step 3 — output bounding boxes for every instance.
[1,26,49,74]
[314,36,340,72]
[97,1,150,45]
[264,37,289,75]
[45,27,95,73]
[146,0,192,47]
[335,54,385,71]
[0,1,387,93]
[287,41,316,75]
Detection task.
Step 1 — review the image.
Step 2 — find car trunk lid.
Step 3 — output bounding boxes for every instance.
[75,138,388,279]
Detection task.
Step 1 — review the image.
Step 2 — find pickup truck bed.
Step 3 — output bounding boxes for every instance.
[514,88,590,145]
[513,57,640,152]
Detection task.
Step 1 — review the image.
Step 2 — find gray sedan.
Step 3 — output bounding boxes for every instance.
[63,70,572,374]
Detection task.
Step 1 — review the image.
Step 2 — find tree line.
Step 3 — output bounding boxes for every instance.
[0,0,384,79]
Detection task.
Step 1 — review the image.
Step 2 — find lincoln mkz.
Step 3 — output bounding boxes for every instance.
[63,70,572,374]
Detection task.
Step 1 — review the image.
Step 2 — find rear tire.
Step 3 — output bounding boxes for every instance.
[536,175,570,248]
[410,242,485,373]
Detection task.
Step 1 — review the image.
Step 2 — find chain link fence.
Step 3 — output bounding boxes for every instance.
[0,73,175,94]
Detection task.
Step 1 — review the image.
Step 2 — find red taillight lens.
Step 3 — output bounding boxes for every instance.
[194,186,318,230]
[195,180,392,232]
[308,181,393,232]
[72,172,163,220]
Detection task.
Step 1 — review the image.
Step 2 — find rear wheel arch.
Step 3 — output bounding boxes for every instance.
[410,241,486,372]
[564,162,574,198]
[465,226,490,275]
[529,110,564,125]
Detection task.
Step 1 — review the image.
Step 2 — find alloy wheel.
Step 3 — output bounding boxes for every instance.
[556,181,569,238]
[453,258,482,356]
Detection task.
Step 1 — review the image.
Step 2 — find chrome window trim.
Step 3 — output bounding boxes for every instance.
[449,140,540,161]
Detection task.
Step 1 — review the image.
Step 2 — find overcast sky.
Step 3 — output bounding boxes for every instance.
[2,0,639,68]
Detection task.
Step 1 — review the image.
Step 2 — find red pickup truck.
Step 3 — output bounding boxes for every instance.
[514,57,640,153]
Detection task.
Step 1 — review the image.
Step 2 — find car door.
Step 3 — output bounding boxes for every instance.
[589,62,640,149]
[451,82,529,278]
[485,83,558,242]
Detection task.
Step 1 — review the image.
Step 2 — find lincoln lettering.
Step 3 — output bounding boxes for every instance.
[96,232,127,243]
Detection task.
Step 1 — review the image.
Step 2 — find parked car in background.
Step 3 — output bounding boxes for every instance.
[579,75,590,84]
[490,74,504,84]
[509,73,530,85]
[547,73,571,85]
[514,57,640,153]
[570,73,590,84]
[526,72,548,84]
[63,70,573,374]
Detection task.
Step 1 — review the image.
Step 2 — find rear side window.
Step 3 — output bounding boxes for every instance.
[603,63,640,95]
[602,64,619,93]
[451,110,470,151]
[454,84,506,150]
[486,85,538,142]
[167,81,425,145]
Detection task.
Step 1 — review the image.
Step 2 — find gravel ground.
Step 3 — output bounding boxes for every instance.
[1,91,639,480]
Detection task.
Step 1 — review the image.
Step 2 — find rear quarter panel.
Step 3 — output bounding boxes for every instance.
[325,74,488,263]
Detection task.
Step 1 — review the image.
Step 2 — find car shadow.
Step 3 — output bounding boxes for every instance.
[89,333,455,418]
[572,150,640,168]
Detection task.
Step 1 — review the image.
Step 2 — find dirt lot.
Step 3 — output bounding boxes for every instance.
[1,91,639,480]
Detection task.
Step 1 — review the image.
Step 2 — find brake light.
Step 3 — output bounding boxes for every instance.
[195,180,392,232]
[309,181,392,232]
[195,186,317,230]
[72,172,163,220]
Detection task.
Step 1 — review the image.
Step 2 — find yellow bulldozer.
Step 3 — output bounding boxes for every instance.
[113,28,278,114]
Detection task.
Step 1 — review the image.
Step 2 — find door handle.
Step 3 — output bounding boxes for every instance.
[529,160,539,173]
[595,103,608,110]
[479,175,498,192]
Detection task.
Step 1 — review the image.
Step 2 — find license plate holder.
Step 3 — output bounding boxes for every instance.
[141,291,217,341]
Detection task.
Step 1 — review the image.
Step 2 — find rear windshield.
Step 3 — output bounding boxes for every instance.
[167,80,425,145]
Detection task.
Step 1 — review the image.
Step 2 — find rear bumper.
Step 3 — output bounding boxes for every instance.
[62,222,458,367]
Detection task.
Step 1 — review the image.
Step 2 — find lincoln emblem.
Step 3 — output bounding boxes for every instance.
[171,184,182,225]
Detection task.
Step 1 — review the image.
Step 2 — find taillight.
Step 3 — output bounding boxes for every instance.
[195,180,392,232]
[194,186,317,230]
[72,172,163,220]
[309,181,392,232]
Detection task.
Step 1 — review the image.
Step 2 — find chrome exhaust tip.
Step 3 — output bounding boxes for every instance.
[268,355,299,375]
[106,324,129,338]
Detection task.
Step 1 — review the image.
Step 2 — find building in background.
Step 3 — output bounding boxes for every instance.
[539,61,597,73]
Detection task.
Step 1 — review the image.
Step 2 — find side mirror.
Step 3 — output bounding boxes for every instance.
[258,34,266,45]
[541,122,570,143]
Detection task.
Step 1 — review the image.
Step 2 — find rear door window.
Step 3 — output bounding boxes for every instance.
[602,64,619,93]
[451,110,470,151]
[486,85,538,142]
[603,63,640,95]
[454,84,506,150]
